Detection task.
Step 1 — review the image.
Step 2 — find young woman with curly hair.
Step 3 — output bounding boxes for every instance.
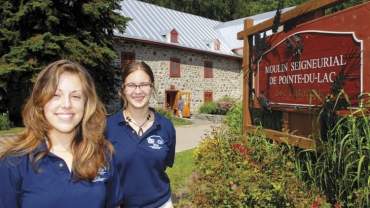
[0,60,120,208]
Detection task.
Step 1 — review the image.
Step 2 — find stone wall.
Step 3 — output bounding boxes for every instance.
[113,40,242,114]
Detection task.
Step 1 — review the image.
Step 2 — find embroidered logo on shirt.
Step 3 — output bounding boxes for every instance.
[93,166,109,182]
[146,135,164,150]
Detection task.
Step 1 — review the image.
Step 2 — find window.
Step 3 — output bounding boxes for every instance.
[213,39,220,51]
[204,91,213,103]
[170,58,180,77]
[121,52,135,70]
[204,61,213,78]
[170,29,178,43]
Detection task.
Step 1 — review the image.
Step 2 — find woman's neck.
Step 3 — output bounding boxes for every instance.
[47,129,74,152]
[47,129,74,172]
[125,106,150,123]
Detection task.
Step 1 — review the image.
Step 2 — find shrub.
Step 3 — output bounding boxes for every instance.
[156,108,192,126]
[295,110,370,207]
[187,126,321,207]
[156,108,174,120]
[215,96,236,115]
[224,102,242,134]
[198,101,218,114]
[0,113,12,130]
[198,97,237,115]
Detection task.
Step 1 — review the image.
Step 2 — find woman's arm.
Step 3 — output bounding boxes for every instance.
[105,156,124,208]
[0,158,22,208]
[166,124,176,168]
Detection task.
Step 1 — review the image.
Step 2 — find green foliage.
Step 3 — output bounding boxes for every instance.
[140,0,307,21]
[0,112,12,130]
[199,97,236,115]
[0,0,129,120]
[171,117,193,126]
[216,96,236,115]
[251,108,283,130]
[224,101,242,135]
[328,0,369,14]
[0,0,127,71]
[156,108,173,119]
[167,149,195,207]
[141,0,366,22]
[188,126,321,207]
[295,110,370,207]
[156,108,192,126]
[167,149,195,193]
[198,101,218,114]
[0,127,24,136]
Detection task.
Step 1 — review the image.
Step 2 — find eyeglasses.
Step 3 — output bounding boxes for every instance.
[124,82,153,91]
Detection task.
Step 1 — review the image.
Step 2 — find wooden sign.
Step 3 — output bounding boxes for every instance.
[256,31,362,106]
[238,0,370,148]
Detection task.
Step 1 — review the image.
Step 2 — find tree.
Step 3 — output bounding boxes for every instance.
[0,0,128,124]
[140,0,307,21]
[140,0,366,21]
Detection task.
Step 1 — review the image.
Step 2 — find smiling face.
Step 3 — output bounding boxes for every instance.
[123,69,153,110]
[44,72,85,137]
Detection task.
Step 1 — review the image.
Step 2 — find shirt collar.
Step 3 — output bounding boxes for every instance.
[33,141,49,154]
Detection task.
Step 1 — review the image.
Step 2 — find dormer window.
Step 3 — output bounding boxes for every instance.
[213,39,220,51]
[205,39,221,51]
[170,29,178,43]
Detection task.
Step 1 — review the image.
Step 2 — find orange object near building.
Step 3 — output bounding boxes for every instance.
[175,91,191,118]
[166,89,191,118]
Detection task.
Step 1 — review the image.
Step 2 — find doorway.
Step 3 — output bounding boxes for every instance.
[165,90,192,118]
[165,90,178,115]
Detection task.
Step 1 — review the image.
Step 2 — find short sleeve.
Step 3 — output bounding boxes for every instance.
[105,156,123,208]
[0,158,22,208]
[165,123,176,167]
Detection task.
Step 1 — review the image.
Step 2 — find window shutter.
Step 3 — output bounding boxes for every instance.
[204,61,213,78]
[213,39,220,51]
[170,58,180,77]
[204,91,213,103]
[170,29,178,43]
[121,52,135,70]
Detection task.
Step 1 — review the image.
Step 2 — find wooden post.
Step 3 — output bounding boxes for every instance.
[242,18,254,135]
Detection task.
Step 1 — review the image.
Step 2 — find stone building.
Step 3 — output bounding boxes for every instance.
[112,0,288,115]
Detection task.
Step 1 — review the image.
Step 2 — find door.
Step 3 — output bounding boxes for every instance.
[165,90,178,115]
[175,91,191,118]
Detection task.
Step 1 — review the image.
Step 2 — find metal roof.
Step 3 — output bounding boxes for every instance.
[215,7,295,50]
[115,0,294,57]
[116,0,239,57]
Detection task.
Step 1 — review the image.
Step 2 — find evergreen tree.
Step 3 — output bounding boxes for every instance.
[140,0,306,21]
[140,0,367,21]
[0,0,128,124]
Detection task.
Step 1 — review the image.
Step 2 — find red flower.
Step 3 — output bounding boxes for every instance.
[310,201,320,208]
[232,143,248,155]
[334,202,341,208]
[310,196,322,208]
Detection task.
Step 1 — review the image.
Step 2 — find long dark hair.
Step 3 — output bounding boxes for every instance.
[120,61,155,108]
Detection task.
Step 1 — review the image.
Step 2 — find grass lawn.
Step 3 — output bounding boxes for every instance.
[0,127,24,136]
[167,148,195,192]
[171,117,193,126]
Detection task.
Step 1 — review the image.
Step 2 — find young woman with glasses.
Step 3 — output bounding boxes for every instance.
[106,61,176,208]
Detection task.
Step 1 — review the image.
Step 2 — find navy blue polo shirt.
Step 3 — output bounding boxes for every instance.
[0,143,120,208]
[106,111,176,208]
